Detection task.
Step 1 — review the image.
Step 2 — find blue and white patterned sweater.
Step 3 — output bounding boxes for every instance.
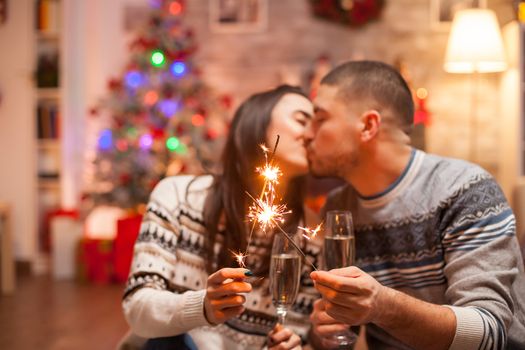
[324,149,525,350]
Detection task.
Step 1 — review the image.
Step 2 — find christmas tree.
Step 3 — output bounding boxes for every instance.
[86,0,231,210]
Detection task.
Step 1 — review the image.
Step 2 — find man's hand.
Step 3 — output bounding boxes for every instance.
[267,323,302,350]
[310,299,357,349]
[204,268,252,325]
[310,299,350,337]
[310,266,387,326]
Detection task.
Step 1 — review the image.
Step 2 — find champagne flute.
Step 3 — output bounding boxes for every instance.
[269,232,302,325]
[322,210,357,348]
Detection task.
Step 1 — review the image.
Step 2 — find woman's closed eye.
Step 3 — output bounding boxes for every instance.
[294,111,311,126]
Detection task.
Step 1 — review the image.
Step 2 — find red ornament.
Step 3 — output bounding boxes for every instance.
[151,128,166,139]
[220,95,233,109]
[120,174,131,185]
[107,78,122,91]
[169,1,183,15]
[191,114,205,127]
[205,128,219,140]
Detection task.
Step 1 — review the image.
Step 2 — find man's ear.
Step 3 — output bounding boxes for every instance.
[359,110,381,142]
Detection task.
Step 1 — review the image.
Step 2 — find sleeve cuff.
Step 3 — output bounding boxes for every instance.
[444,305,484,350]
[181,289,214,328]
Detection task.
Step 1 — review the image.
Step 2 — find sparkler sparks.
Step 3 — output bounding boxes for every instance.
[231,250,248,268]
[248,198,290,232]
[237,136,318,271]
[256,164,281,183]
[298,223,323,240]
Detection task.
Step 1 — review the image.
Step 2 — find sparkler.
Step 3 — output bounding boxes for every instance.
[231,250,248,268]
[239,136,318,271]
[298,223,323,240]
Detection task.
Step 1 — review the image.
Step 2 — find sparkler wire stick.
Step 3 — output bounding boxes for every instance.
[274,224,318,271]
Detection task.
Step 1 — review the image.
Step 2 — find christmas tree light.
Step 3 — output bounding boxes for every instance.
[143,91,159,106]
[125,71,144,89]
[139,134,153,150]
[158,99,179,118]
[166,136,180,151]
[98,129,113,150]
[170,61,187,77]
[151,50,165,67]
[169,1,183,15]
[191,114,205,126]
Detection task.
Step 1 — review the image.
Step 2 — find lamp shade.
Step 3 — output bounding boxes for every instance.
[444,9,507,73]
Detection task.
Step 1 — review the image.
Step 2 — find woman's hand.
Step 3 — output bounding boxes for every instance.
[267,324,302,350]
[204,268,252,325]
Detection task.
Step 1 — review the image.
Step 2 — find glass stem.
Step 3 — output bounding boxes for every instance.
[276,306,287,326]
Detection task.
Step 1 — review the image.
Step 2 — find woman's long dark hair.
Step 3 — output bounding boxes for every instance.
[202,85,308,274]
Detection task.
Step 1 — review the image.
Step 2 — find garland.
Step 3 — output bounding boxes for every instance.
[309,0,385,27]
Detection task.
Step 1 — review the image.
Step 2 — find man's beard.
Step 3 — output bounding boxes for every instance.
[308,149,357,179]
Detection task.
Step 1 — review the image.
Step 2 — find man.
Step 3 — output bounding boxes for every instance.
[304,60,525,350]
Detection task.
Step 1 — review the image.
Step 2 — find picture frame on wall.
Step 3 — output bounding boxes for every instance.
[430,0,487,30]
[209,0,268,33]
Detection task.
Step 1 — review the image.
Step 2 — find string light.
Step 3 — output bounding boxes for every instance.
[169,1,183,15]
[191,114,205,126]
[98,129,113,150]
[125,71,144,89]
[170,61,187,78]
[144,91,159,106]
[151,50,165,67]
[158,99,179,118]
[127,127,138,138]
[139,134,153,150]
[166,136,180,151]
[116,139,128,152]
[149,0,162,8]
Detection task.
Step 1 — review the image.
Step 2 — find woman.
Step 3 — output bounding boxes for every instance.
[122,85,321,349]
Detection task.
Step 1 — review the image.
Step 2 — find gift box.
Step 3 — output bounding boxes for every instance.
[113,215,143,283]
[43,209,79,252]
[81,238,114,284]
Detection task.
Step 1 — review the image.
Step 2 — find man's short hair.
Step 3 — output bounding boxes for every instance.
[321,60,414,134]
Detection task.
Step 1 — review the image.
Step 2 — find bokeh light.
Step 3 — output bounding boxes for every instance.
[98,129,113,150]
[151,50,165,67]
[144,91,159,106]
[158,99,180,117]
[170,61,187,77]
[166,136,180,151]
[125,71,144,89]
[191,114,205,126]
[139,134,153,150]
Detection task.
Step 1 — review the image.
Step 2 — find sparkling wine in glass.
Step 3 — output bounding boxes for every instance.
[323,210,357,348]
[269,232,302,325]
